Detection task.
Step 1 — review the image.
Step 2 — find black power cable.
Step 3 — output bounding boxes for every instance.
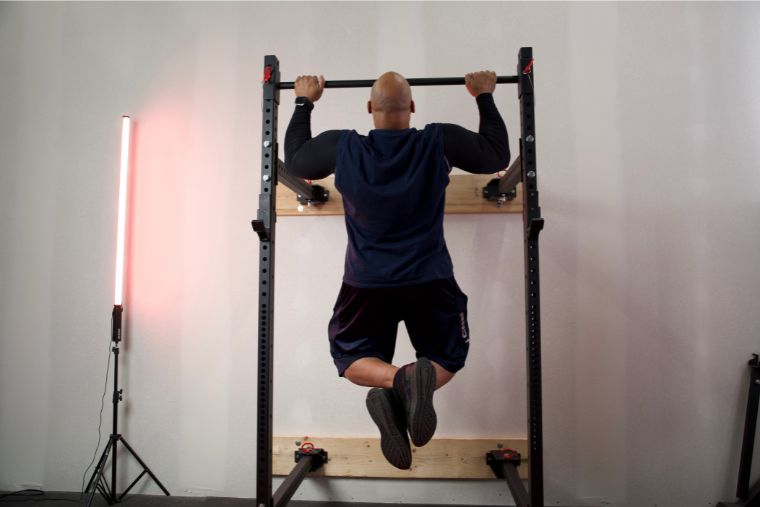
[0,489,79,503]
[79,336,114,499]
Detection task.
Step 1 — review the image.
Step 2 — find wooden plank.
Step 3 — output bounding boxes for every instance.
[276,176,344,216]
[445,175,522,215]
[275,175,522,216]
[273,436,528,479]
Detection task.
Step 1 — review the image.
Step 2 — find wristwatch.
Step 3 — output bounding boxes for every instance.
[295,96,314,109]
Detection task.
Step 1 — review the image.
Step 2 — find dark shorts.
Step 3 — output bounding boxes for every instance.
[328,277,470,376]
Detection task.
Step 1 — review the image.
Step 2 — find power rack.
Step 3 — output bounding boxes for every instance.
[251,47,545,507]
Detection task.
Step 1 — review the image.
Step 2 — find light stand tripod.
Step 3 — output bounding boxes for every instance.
[84,306,170,506]
[85,116,169,505]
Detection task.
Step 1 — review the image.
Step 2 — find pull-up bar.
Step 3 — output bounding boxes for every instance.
[278,75,518,89]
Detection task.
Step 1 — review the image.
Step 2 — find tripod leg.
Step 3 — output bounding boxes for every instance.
[86,437,115,507]
[118,470,147,500]
[85,445,107,493]
[119,437,170,496]
[85,436,115,494]
[96,476,113,501]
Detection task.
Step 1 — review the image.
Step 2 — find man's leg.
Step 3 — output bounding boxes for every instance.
[393,277,470,447]
[344,359,414,470]
[328,285,413,469]
[344,357,398,389]
[345,357,455,390]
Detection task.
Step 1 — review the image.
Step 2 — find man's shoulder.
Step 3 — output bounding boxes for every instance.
[421,123,446,143]
[342,129,362,139]
[335,129,358,143]
[419,123,445,135]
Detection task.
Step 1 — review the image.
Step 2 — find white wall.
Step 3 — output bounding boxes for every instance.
[1,2,759,506]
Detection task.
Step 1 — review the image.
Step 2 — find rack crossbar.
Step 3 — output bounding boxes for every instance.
[278,160,315,200]
[498,155,522,195]
[503,463,529,507]
[272,456,314,507]
[279,76,518,89]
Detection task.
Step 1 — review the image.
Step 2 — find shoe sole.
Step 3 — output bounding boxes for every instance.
[366,388,412,470]
[408,358,437,447]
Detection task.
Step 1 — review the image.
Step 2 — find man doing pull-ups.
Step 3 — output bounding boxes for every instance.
[284,70,510,469]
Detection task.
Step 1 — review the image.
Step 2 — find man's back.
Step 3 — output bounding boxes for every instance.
[336,124,452,287]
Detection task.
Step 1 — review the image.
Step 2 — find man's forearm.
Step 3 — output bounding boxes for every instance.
[284,97,314,168]
[476,93,508,156]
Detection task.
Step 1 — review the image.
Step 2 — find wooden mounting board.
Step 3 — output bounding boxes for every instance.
[273,436,528,479]
[275,175,522,216]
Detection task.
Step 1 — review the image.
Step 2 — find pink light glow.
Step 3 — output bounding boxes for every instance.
[114,116,131,305]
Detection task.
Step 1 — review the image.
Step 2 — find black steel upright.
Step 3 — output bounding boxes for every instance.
[736,354,760,501]
[252,55,280,507]
[718,353,760,507]
[488,46,544,507]
[518,46,544,507]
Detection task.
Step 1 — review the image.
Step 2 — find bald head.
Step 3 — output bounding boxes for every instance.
[368,72,415,129]
[371,72,413,113]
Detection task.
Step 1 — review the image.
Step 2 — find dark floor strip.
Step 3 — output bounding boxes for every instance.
[0,491,583,507]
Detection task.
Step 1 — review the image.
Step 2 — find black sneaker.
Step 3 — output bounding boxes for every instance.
[366,388,412,470]
[393,357,437,447]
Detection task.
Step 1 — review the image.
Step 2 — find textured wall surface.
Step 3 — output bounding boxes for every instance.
[1,2,759,506]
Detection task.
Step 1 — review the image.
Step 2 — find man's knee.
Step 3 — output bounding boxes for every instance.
[343,357,397,389]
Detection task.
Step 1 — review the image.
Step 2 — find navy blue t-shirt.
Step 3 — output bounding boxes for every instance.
[283,93,509,289]
[335,124,453,288]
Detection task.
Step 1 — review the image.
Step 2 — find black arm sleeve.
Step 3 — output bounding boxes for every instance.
[283,98,341,180]
[442,93,510,174]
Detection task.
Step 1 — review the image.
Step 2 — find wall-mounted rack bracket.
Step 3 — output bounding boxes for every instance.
[487,449,529,507]
[482,155,523,206]
[294,448,328,471]
[278,159,330,206]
